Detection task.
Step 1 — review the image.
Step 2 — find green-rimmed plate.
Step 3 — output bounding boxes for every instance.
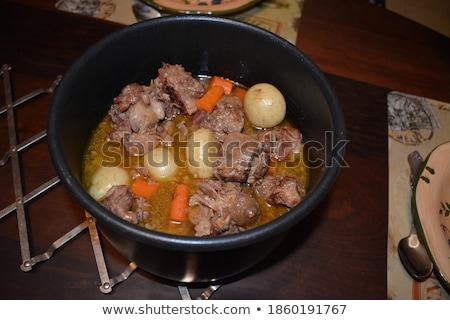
[141,0,263,15]
[413,141,450,291]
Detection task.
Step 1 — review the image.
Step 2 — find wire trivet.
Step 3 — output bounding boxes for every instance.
[0,64,220,299]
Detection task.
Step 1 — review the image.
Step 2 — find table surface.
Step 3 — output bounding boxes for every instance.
[1,0,449,299]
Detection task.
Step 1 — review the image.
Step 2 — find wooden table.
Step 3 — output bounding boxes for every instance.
[1,0,449,299]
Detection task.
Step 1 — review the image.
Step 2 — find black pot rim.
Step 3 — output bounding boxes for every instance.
[47,15,346,253]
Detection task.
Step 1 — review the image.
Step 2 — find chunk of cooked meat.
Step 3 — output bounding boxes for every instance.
[193,95,245,142]
[111,83,165,131]
[188,180,260,237]
[102,185,149,224]
[229,193,260,226]
[258,126,302,161]
[128,100,160,133]
[102,185,135,223]
[113,83,144,112]
[108,83,164,155]
[213,132,269,184]
[253,175,304,208]
[153,63,205,115]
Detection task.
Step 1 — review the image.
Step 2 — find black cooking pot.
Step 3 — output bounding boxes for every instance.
[47,16,346,283]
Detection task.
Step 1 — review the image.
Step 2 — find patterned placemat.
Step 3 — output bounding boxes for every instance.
[387,91,450,299]
[55,0,304,44]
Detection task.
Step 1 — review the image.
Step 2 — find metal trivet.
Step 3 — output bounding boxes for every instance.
[0,64,220,299]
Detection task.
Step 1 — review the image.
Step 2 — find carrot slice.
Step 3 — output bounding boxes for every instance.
[196,85,224,113]
[169,183,190,222]
[210,76,233,95]
[267,161,277,175]
[131,178,158,201]
[233,86,247,101]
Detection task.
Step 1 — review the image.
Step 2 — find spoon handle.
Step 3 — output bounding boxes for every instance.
[407,151,423,188]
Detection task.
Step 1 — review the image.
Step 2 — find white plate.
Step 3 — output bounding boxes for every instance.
[142,0,262,15]
[413,141,450,290]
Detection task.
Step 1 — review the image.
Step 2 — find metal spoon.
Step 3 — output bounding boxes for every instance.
[397,151,433,281]
[132,2,161,21]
